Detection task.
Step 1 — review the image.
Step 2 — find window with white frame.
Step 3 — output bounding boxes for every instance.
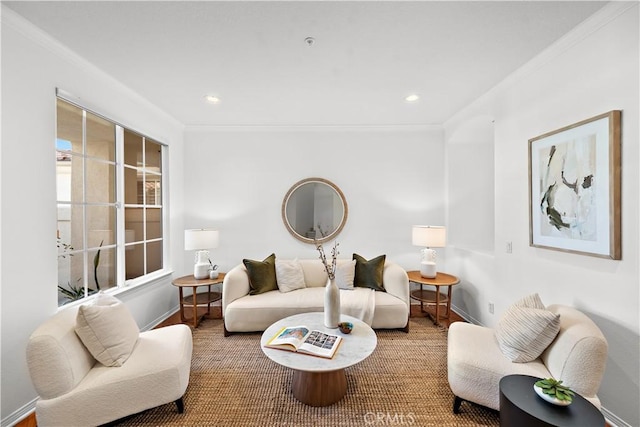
[56,97,165,306]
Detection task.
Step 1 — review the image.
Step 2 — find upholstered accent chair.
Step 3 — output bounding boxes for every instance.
[447,304,608,413]
[26,305,192,426]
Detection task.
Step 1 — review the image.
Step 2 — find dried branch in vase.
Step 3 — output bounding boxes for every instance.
[315,240,339,280]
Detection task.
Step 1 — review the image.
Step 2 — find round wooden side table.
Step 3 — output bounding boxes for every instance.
[172,273,225,328]
[407,271,459,326]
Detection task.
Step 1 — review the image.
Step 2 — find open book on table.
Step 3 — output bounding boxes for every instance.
[265,326,343,359]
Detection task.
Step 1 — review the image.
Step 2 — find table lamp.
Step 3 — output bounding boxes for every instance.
[412,225,446,278]
[184,229,219,279]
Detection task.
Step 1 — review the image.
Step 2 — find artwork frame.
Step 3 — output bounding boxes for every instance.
[528,110,621,259]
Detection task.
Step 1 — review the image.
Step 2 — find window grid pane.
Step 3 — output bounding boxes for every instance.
[58,254,87,306]
[85,159,116,204]
[124,130,143,168]
[146,240,163,275]
[86,112,116,162]
[89,247,117,292]
[144,139,162,173]
[125,243,145,280]
[56,155,83,203]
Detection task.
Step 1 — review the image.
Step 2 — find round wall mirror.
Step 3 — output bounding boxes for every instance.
[282,178,348,244]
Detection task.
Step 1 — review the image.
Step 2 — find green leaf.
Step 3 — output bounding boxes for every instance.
[93,240,103,291]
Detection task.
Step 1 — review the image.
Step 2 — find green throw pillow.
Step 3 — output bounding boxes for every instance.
[243,253,278,295]
[353,253,386,292]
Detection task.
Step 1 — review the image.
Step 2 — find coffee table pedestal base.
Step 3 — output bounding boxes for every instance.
[292,369,347,407]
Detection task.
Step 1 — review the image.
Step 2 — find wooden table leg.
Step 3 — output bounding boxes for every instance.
[191,286,199,328]
[291,369,347,407]
[178,287,187,323]
[445,286,453,319]
[434,285,441,325]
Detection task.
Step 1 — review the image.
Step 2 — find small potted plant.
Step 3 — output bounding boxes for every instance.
[534,377,575,406]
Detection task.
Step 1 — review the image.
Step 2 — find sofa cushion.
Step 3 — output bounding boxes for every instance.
[275,259,306,293]
[243,253,278,295]
[495,294,560,363]
[353,253,386,291]
[75,294,140,367]
[335,259,356,290]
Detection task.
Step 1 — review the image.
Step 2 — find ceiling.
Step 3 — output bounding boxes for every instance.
[4,1,607,127]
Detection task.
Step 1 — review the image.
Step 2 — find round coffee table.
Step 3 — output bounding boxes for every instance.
[500,374,605,426]
[260,312,377,407]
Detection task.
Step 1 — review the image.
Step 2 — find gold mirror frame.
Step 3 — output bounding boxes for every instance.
[281,177,348,244]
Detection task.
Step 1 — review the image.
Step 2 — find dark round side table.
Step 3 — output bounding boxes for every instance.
[499,375,605,427]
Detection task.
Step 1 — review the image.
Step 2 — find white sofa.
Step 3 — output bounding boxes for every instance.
[222,259,410,335]
[26,306,192,426]
[447,304,608,412]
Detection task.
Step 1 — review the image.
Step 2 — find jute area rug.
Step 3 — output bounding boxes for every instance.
[118,316,498,426]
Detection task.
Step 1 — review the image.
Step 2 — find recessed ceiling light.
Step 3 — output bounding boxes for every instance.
[405,94,420,102]
[204,95,220,104]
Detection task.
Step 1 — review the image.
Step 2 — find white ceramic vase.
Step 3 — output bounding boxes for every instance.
[324,278,340,328]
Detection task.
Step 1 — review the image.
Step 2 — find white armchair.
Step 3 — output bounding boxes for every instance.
[447,304,608,412]
[26,305,192,426]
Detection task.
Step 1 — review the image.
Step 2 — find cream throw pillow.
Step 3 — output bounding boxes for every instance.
[512,292,546,310]
[275,259,306,293]
[335,260,357,290]
[75,293,140,367]
[494,293,560,363]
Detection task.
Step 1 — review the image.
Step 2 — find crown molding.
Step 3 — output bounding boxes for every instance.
[1,4,184,131]
[185,123,444,133]
[444,1,637,129]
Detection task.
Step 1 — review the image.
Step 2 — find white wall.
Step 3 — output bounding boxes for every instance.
[182,127,445,277]
[444,4,639,426]
[0,9,185,425]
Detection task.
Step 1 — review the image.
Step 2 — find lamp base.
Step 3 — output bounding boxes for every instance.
[420,262,437,279]
[194,263,209,280]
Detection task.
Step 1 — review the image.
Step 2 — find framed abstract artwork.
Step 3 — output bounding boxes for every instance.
[528,110,621,259]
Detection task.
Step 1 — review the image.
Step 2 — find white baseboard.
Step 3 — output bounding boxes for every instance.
[1,397,37,427]
[450,303,484,326]
[141,306,180,331]
[602,407,632,427]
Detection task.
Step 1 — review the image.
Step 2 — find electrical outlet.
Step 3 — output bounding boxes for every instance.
[506,241,512,253]
[489,303,495,314]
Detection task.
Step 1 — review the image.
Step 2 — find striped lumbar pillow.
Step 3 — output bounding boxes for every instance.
[494,294,560,363]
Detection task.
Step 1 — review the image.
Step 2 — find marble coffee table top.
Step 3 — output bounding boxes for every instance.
[260,312,377,373]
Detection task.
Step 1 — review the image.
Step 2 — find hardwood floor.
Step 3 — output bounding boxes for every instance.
[14,416,36,427]
[410,302,465,328]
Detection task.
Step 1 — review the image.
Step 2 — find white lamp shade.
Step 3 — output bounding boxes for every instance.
[412,225,446,248]
[184,229,219,250]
